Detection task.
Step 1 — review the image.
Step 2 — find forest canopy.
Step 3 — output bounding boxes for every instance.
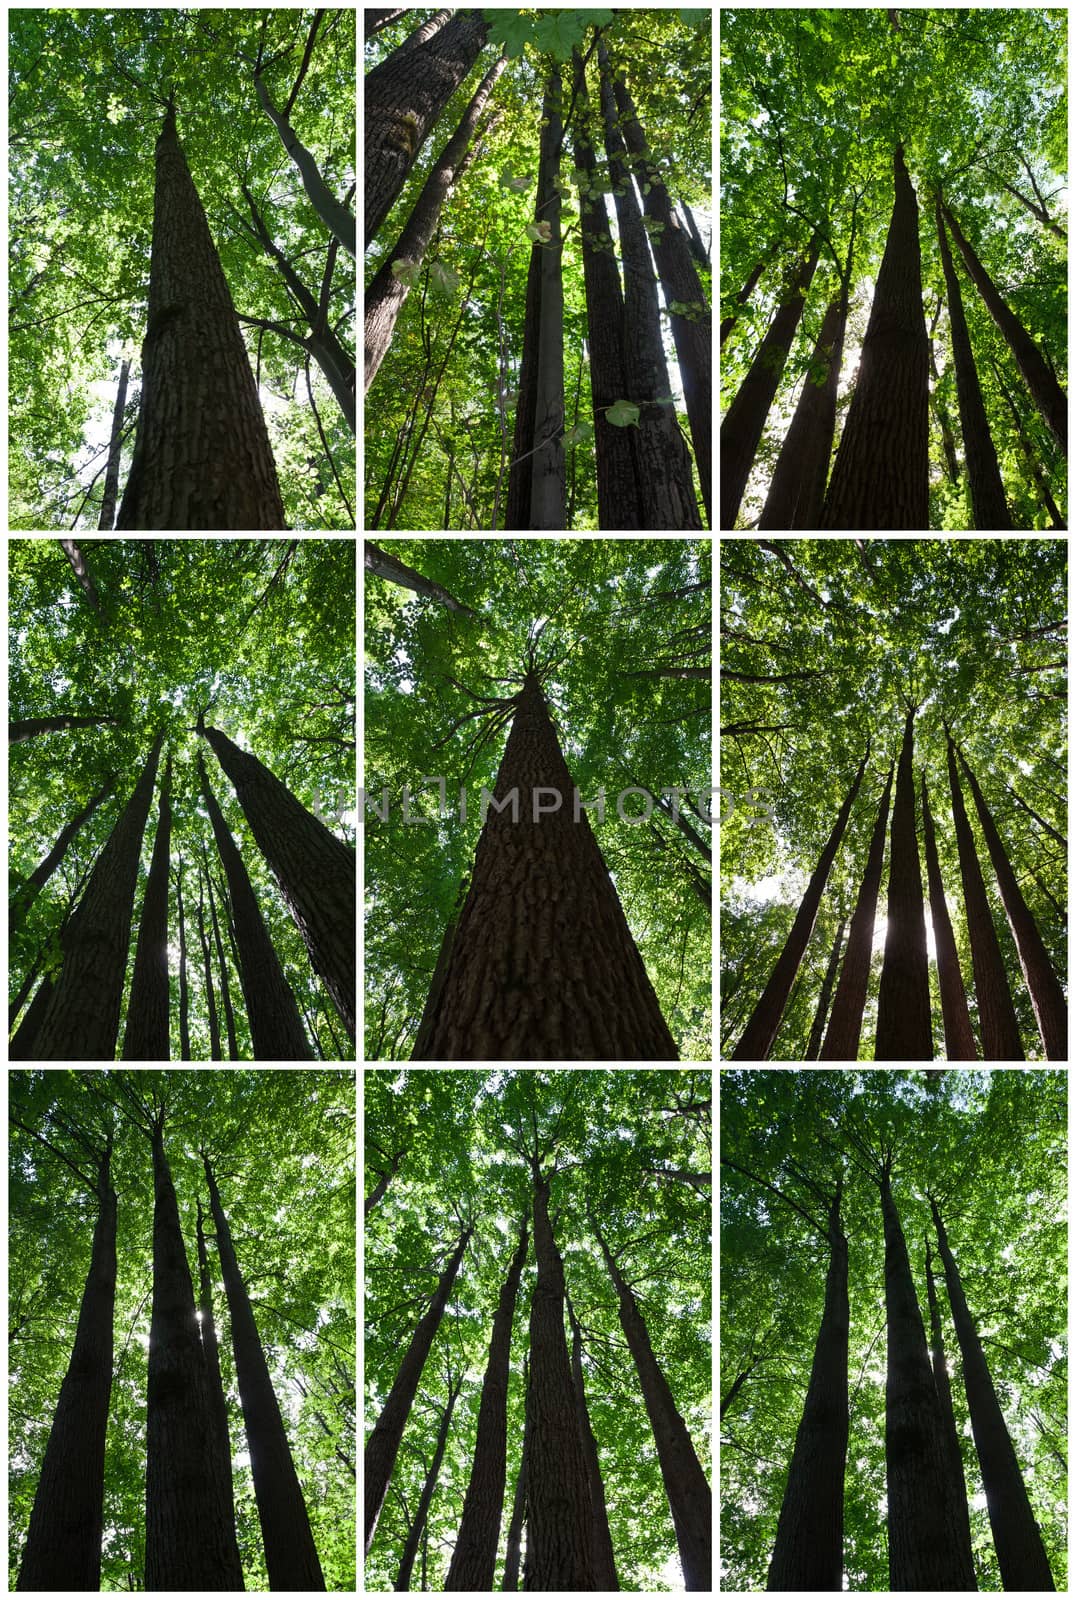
[365,1067,711,1590]
[9,537,356,1061]
[720,538,1067,1060]
[720,8,1067,530]
[364,8,712,530]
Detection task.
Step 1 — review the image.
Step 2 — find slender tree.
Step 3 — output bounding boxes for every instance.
[366,9,408,40]
[9,777,113,934]
[759,292,847,530]
[527,68,566,530]
[720,251,770,347]
[921,774,979,1059]
[10,714,118,743]
[395,1373,463,1592]
[97,358,130,529]
[195,1199,237,1536]
[928,294,962,484]
[500,1354,530,1592]
[121,753,172,1060]
[820,765,893,1061]
[175,861,192,1060]
[875,707,933,1060]
[567,1288,620,1590]
[804,914,847,1060]
[924,1239,973,1560]
[60,539,101,611]
[195,869,223,1060]
[992,359,1066,528]
[204,860,240,1059]
[505,234,543,531]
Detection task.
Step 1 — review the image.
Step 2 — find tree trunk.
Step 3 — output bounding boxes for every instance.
[97,358,130,529]
[505,243,543,531]
[946,736,1024,1059]
[527,68,566,530]
[116,102,284,528]
[720,254,768,347]
[500,1355,530,1592]
[196,870,222,1060]
[412,670,677,1060]
[875,708,933,1060]
[204,1157,325,1589]
[880,1167,976,1590]
[820,145,929,528]
[145,1118,244,1590]
[175,863,191,1060]
[935,196,1012,528]
[600,41,701,530]
[35,731,163,1060]
[10,715,118,743]
[364,10,488,247]
[922,774,979,1059]
[195,1200,237,1535]
[16,1142,116,1592]
[205,863,239,1059]
[760,292,847,529]
[203,723,355,1040]
[733,745,869,1060]
[942,200,1066,454]
[395,1377,462,1591]
[9,975,56,1060]
[198,752,313,1060]
[567,1292,620,1590]
[594,1221,711,1591]
[121,753,172,1060]
[720,243,818,528]
[931,1200,1055,1589]
[956,743,1066,1059]
[525,1180,600,1590]
[365,57,506,390]
[411,875,469,1060]
[928,298,961,483]
[766,1183,847,1591]
[446,1221,529,1590]
[681,200,709,267]
[364,539,477,614]
[924,1238,973,1561]
[365,1225,472,1553]
[60,540,101,611]
[366,9,408,40]
[612,69,712,521]
[820,765,893,1061]
[804,914,846,1060]
[992,360,1066,528]
[10,777,113,934]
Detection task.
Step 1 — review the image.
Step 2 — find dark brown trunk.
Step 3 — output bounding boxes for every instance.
[446,1222,529,1590]
[364,1226,472,1553]
[500,1355,530,1591]
[365,9,408,40]
[720,254,767,347]
[10,777,113,934]
[805,914,847,1060]
[820,146,929,528]
[10,975,58,1060]
[527,69,566,530]
[196,871,222,1060]
[413,671,677,1060]
[922,774,979,1059]
[365,540,477,614]
[733,745,869,1060]
[60,540,101,611]
[567,1292,620,1590]
[505,245,542,531]
[680,200,710,268]
[395,1377,462,1591]
[931,1200,1055,1590]
[204,1157,325,1589]
[10,714,118,743]
[924,1239,973,1559]
[97,358,130,529]
[117,102,285,529]
[946,736,1024,1059]
[820,765,893,1061]
[204,863,239,1059]
[875,709,933,1060]
[760,293,847,529]
[121,754,172,1060]
[175,862,191,1060]
[195,1200,237,1536]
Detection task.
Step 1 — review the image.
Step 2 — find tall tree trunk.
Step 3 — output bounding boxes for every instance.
[600,41,701,530]
[766,1183,847,1591]
[395,1376,463,1591]
[175,861,191,1060]
[922,774,979,1059]
[760,292,847,529]
[10,777,113,934]
[955,743,1066,1059]
[875,708,933,1060]
[35,731,163,1060]
[526,68,566,530]
[364,10,488,247]
[446,1222,530,1590]
[525,1179,600,1590]
[720,243,818,528]
[204,1158,325,1589]
[505,244,543,531]
[195,1200,237,1535]
[411,875,469,1060]
[412,670,677,1060]
[935,196,1012,528]
[680,200,709,267]
[566,1290,620,1590]
[196,870,223,1060]
[198,753,313,1060]
[612,68,712,521]
[145,1117,244,1590]
[366,57,505,390]
[365,1225,472,1552]
[364,539,477,614]
[500,1355,530,1592]
[804,914,847,1060]
[594,1221,711,1591]
[820,146,929,528]
[116,101,285,529]
[16,1141,116,1592]
[924,1239,973,1559]
[942,200,1066,453]
[121,753,172,1060]
[205,862,239,1059]
[203,723,355,1040]
[928,297,962,483]
[931,1200,1055,1590]
[97,358,130,529]
[60,539,101,611]
[10,714,118,743]
[820,765,893,1061]
[720,253,768,347]
[733,745,869,1060]
[9,975,56,1060]
[946,735,1024,1059]
[991,360,1066,528]
[880,1166,976,1590]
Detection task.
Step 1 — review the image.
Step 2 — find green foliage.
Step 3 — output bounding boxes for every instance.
[604,398,640,427]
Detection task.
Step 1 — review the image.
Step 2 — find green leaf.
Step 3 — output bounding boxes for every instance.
[604,399,640,428]
[390,258,422,289]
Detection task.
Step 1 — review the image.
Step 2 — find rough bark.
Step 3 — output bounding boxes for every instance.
[413,670,677,1060]
[567,1291,620,1590]
[195,871,222,1060]
[116,101,285,529]
[9,975,55,1060]
[60,540,101,611]
[203,723,355,1040]
[195,1200,237,1537]
[35,731,163,1061]
[97,359,130,529]
[875,708,933,1060]
[922,774,979,1059]
[395,1377,462,1591]
[760,293,847,530]
[500,1355,530,1591]
[198,752,313,1060]
[932,1200,1055,1590]
[364,1225,472,1553]
[820,765,893,1061]
[946,735,1024,1059]
[820,146,929,528]
[924,1238,973,1560]
[804,914,847,1061]
[733,745,869,1060]
[528,68,566,530]
[10,714,118,743]
[204,862,239,1059]
[446,1221,530,1590]
[205,1157,325,1589]
[720,243,818,529]
[121,753,172,1060]
[10,777,113,934]
[935,196,1012,528]
[365,539,477,614]
[411,875,469,1060]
